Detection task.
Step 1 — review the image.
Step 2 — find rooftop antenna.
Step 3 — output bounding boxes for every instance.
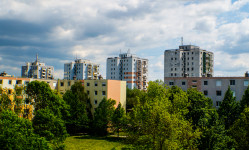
[181,37,183,46]
[36,53,39,62]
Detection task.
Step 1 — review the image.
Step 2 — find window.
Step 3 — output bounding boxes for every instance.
[191,67,194,71]
[204,90,208,96]
[171,73,173,77]
[8,90,12,94]
[9,80,12,84]
[0,80,2,84]
[216,80,221,86]
[68,82,70,86]
[204,81,208,85]
[192,85,197,88]
[87,83,90,86]
[60,82,64,86]
[171,68,173,71]
[95,91,98,95]
[169,82,174,85]
[102,91,106,96]
[216,91,222,96]
[95,82,98,86]
[192,80,197,83]
[216,101,222,107]
[102,82,106,86]
[244,80,249,86]
[230,80,235,85]
[182,81,186,85]
[94,100,98,105]
[87,91,89,94]
[53,82,56,87]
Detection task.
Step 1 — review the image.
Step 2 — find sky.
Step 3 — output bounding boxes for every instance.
[0,0,249,81]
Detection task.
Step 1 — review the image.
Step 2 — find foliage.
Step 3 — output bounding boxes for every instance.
[218,86,240,129]
[26,80,69,118]
[0,110,51,150]
[240,86,249,112]
[153,79,164,86]
[33,108,68,149]
[63,82,91,134]
[0,92,12,112]
[92,98,116,136]
[112,103,127,137]
[126,88,146,110]
[230,107,249,150]
[126,82,200,150]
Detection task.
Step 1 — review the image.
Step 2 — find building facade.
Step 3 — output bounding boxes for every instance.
[106,52,148,90]
[64,59,99,80]
[164,45,213,78]
[57,79,126,114]
[21,54,54,79]
[164,76,249,108]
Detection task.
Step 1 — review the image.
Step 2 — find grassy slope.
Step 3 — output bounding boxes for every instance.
[65,135,127,150]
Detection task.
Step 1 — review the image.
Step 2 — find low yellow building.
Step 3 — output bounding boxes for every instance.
[57,79,126,113]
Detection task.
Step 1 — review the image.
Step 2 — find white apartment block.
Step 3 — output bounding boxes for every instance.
[164,45,213,78]
[21,54,54,79]
[106,52,148,90]
[64,59,100,80]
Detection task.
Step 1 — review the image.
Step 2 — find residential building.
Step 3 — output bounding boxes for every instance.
[57,79,126,114]
[21,54,54,79]
[106,51,148,90]
[64,59,100,80]
[164,45,213,78]
[164,75,249,108]
[0,76,58,119]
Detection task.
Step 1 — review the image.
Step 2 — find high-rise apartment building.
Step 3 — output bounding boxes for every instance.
[64,59,99,80]
[21,54,54,79]
[106,52,148,90]
[164,45,213,78]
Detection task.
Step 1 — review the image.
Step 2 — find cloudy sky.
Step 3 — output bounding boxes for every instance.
[1,0,249,80]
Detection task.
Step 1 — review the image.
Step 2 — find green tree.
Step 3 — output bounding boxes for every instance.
[126,88,146,110]
[112,103,126,137]
[218,86,240,129]
[126,82,200,150]
[33,108,68,149]
[26,81,69,118]
[230,107,249,150]
[0,110,51,150]
[63,82,91,134]
[240,86,249,112]
[92,98,116,136]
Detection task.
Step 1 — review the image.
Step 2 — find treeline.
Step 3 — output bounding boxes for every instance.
[1,80,249,149]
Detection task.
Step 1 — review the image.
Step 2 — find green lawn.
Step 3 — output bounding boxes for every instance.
[64,134,127,150]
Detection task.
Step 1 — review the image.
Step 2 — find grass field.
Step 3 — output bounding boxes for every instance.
[64,134,127,150]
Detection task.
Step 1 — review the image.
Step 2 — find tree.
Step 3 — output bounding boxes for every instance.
[92,98,116,136]
[33,108,68,149]
[230,107,249,150]
[126,82,200,149]
[218,86,240,129]
[26,81,69,118]
[126,88,146,110]
[63,82,91,134]
[240,86,249,112]
[112,103,126,137]
[0,110,51,150]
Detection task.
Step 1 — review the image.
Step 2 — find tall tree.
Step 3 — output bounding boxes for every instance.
[63,82,91,134]
[126,82,200,150]
[230,106,249,150]
[218,86,239,129]
[112,103,126,137]
[92,98,116,136]
[33,108,68,149]
[126,88,146,110]
[240,86,249,112]
[26,81,69,118]
[0,110,51,150]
